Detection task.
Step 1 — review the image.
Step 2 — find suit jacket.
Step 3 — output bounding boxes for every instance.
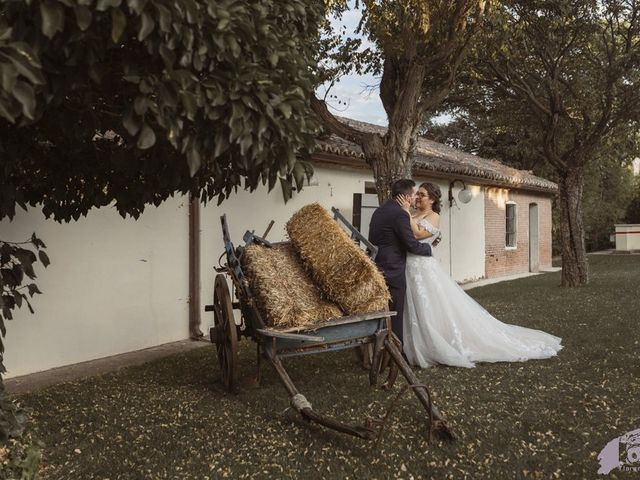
[368,199,432,289]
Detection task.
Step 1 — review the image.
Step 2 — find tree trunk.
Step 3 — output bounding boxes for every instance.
[310,95,418,204]
[372,58,425,203]
[558,166,589,286]
[364,127,415,204]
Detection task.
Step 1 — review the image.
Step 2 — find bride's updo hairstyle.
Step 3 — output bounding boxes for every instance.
[420,182,442,214]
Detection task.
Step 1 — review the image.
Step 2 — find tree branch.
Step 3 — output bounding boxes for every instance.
[487,59,552,118]
[310,94,380,148]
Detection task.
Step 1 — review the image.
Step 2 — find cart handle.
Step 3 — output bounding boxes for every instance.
[243,230,272,248]
[262,220,275,240]
[219,214,244,278]
[331,207,379,259]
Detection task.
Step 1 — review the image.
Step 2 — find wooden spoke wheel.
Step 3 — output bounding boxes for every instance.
[211,274,239,392]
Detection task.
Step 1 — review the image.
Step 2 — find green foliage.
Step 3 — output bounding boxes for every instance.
[428,111,640,253]
[0,359,41,479]
[313,1,486,200]
[0,383,26,441]
[0,1,323,460]
[473,0,640,168]
[425,107,553,173]
[426,0,640,281]
[0,430,42,479]
[0,0,324,221]
[430,0,640,169]
[0,235,48,375]
[582,153,637,252]
[357,0,485,114]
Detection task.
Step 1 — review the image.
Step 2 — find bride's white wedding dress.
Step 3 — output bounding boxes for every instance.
[403,218,562,368]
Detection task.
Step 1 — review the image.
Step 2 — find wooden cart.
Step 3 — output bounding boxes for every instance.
[206,209,454,441]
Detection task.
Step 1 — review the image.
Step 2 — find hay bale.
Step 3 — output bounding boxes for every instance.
[286,203,390,314]
[243,243,343,329]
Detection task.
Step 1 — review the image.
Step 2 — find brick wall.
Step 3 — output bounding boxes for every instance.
[484,188,553,278]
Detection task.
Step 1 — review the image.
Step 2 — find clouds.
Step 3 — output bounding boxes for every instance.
[319,75,387,126]
[316,4,387,126]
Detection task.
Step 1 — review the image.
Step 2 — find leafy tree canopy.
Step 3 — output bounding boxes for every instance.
[312,0,486,200]
[425,0,640,286]
[0,0,323,222]
[428,114,640,253]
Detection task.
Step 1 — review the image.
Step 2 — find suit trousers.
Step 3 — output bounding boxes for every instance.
[388,284,405,344]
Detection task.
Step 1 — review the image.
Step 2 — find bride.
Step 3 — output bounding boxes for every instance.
[398,182,562,368]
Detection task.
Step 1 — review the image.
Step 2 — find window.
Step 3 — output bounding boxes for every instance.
[506,202,517,248]
[364,181,377,194]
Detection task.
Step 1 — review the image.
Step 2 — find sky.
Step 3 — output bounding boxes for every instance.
[317,8,450,128]
[316,8,388,126]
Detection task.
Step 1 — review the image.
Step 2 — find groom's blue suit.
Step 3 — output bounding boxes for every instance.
[369,199,432,343]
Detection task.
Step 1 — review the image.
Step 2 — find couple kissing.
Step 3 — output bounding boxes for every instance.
[368,179,562,368]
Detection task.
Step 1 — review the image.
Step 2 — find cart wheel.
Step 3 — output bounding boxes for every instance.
[212,274,239,392]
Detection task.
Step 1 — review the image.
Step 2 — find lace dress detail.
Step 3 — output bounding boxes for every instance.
[416,217,440,246]
[403,218,562,368]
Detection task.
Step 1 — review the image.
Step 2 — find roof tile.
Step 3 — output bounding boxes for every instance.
[315,117,558,193]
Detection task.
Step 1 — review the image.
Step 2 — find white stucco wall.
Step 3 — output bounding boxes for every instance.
[2,164,488,378]
[444,183,486,283]
[2,197,190,378]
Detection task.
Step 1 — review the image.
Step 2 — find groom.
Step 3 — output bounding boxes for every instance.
[368,179,433,343]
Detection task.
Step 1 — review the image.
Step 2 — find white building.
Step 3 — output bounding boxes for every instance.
[1,119,557,379]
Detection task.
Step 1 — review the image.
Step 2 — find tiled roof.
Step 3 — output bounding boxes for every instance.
[314,117,558,194]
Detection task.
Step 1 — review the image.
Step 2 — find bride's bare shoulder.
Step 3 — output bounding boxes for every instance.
[426,212,440,228]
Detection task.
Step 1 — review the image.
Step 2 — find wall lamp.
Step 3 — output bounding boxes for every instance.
[448,179,473,208]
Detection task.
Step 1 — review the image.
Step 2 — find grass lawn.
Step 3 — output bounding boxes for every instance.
[11,255,640,479]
